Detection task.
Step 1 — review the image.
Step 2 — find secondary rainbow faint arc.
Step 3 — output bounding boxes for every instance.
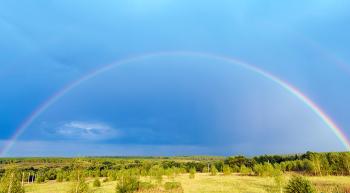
[1,51,349,156]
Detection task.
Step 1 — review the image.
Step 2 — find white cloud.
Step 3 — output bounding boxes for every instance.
[55,121,119,140]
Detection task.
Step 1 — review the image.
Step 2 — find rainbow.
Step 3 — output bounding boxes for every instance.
[1,51,349,156]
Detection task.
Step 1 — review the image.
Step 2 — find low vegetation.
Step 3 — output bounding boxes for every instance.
[0,169,25,193]
[285,176,316,193]
[93,178,101,187]
[0,151,349,193]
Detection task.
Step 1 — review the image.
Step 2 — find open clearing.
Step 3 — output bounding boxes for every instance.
[25,173,350,193]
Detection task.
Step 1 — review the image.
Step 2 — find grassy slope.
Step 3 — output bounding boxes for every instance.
[25,173,350,193]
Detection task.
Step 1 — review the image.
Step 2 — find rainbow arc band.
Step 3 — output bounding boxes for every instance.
[1,51,349,156]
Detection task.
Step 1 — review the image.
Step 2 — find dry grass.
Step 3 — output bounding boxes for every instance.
[24,173,350,193]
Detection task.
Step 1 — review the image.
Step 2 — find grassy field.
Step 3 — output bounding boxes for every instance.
[24,173,350,193]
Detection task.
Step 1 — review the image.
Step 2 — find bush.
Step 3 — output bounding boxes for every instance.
[164,182,183,192]
[115,173,139,193]
[36,174,45,183]
[239,165,252,175]
[210,165,218,176]
[189,168,195,179]
[69,179,89,193]
[253,163,282,177]
[57,172,64,182]
[109,171,118,181]
[165,169,175,181]
[0,170,25,193]
[68,167,89,193]
[65,174,71,182]
[138,182,155,191]
[93,178,101,187]
[45,169,57,180]
[149,165,164,184]
[285,176,316,193]
[223,165,231,175]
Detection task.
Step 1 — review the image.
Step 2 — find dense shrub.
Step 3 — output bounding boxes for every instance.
[201,166,209,173]
[253,163,282,177]
[69,179,89,193]
[223,164,231,175]
[68,166,89,193]
[115,173,139,193]
[35,174,45,183]
[56,172,64,182]
[210,165,218,176]
[109,171,118,181]
[0,170,25,193]
[138,182,155,191]
[93,178,101,187]
[239,165,252,175]
[45,169,57,180]
[149,165,163,184]
[164,182,183,192]
[165,168,176,180]
[189,168,195,179]
[285,176,316,193]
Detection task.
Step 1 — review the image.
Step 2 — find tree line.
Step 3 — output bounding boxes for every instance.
[1,151,349,182]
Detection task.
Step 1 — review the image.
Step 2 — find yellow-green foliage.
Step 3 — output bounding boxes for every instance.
[0,170,25,193]
[253,163,281,177]
[138,181,155,191]
[36,173,45,183]
[189,168,196,179]
[93,178,101,187]
[68,179,89,193]
[239,165,252,175]
[223,164,231,175]
[149,165,163,184]
[24,174,350,193]
[165,168,176,180]
[57,172,64,182]
[164,181,183,192]
[68,166,89,193]
[285,176,316,193]
[115,172,139,193]
[210,165,218,176]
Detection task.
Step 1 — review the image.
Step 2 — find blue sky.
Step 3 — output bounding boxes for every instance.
[1,0,350,156]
